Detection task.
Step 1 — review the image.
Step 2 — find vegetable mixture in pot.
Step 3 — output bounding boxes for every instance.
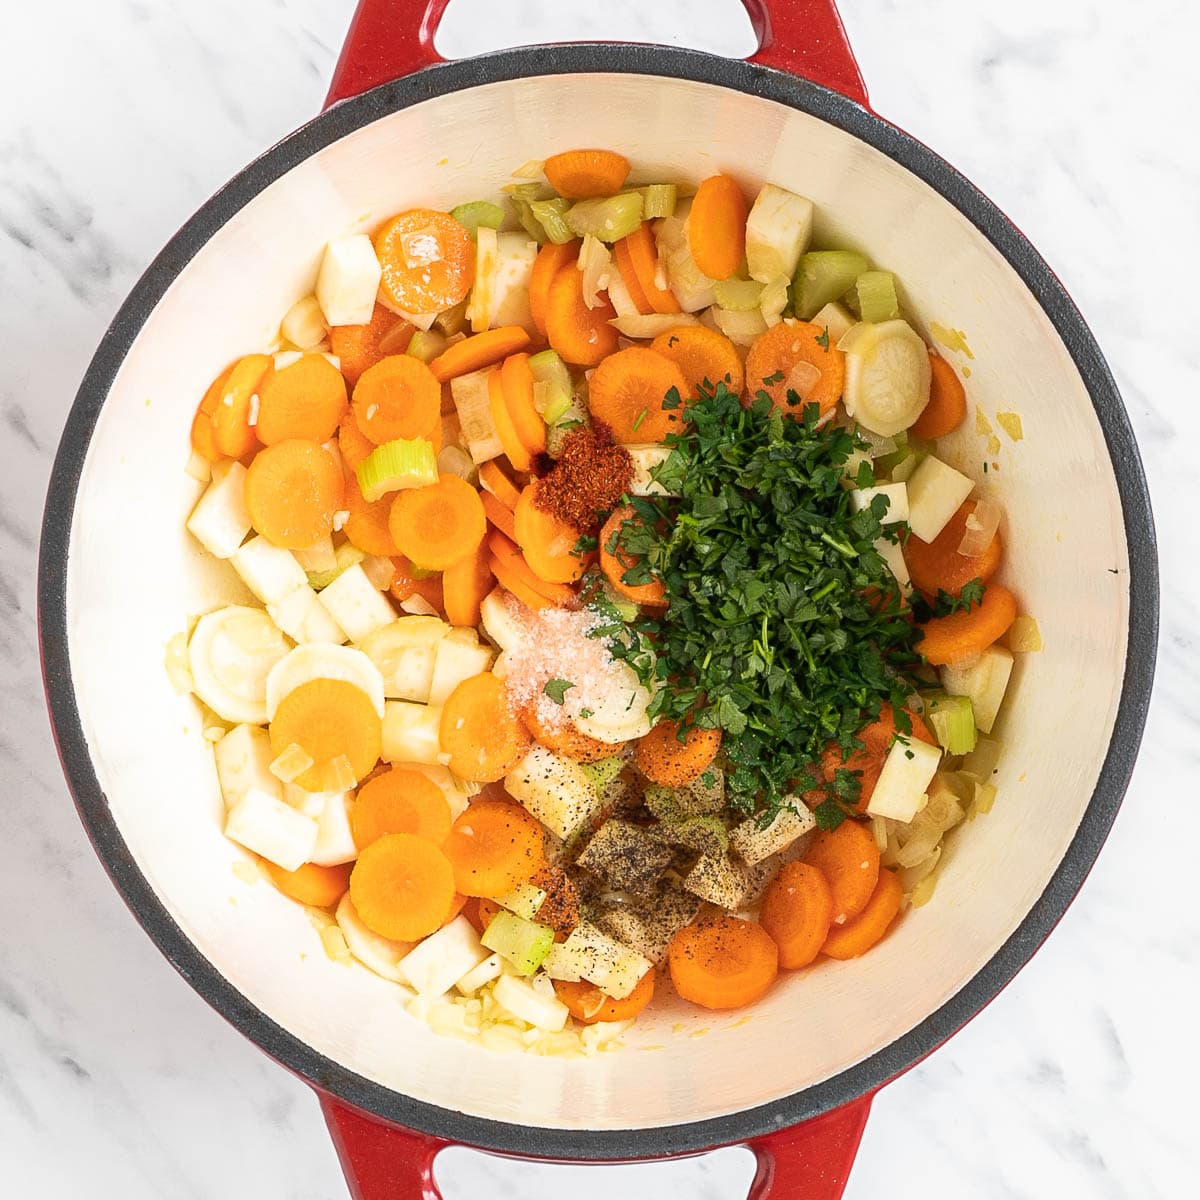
[176,148,1036,1054]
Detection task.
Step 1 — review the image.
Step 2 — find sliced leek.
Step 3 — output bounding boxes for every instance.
[853,270,900,323]
[792,250,869,320]
[640,183,678,219]
[840,319,933,437]
[355,438,438,502]
[711,278,765,312]
[449,200,504,237]
[566,193,644,243]
[528,197,575,245]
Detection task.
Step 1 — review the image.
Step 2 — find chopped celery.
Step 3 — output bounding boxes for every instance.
[580,756,625,795]
[712,277,765,312]
[355,438,438,502]
[528,197,575,245]
[528,351,572,423]
[890,450,926,484]
[566,193,644,243]
[434,300,468,337]
[545,400,588,457]
[505,184,550,244]
[492,881,548,922]
[307,541,365,590]
[449,200,504,237]
[923,692,978,755]
[592,576,638,622]
[481,910,554,975]
[874,430,911,474]
[659,814,729,856]
[854,270,900,323]
[792,250,869,320]
[406,329,448,363]
[643,772,725,822]
[640,184,678,219]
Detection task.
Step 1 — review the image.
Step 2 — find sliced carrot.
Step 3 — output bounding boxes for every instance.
[262,859,352,909]
[211,354,270,458]
[821,869,903,960]
[443,542,494,627]
[443,798,545,896]
[544,266,619,367]
[488,368,533,472]
[543,149,631,199]
[488,556,553,612]
[905,501,1003,599]
[500,353,547,456]
[530,863,581,937]
[917,582,1018,666]
[520,700,614,764]
[635,719,721,787]
[651,325,744,399]
[461,895,486,935]
[350,832,456,941]
[817,706,937,814]
[760,861,835,969]
[244,439,344,549]
[439,674,532,784]
[389,558,446,614]
[375,209,474,314]
[476,895,503,932]
[668,915,779,1011]
[530,240,581,337]
[255,354,348,446]
[351,766,452,849]
[616,223,681,314]
[612,237,653,315]
[588,346,689,444]
[554,968,655,1025]
[481,490,518,542]
[687,174,748,281]
[388,473,486,571]
[513,484,586,584]
[478,460,522,510]
[804,819,881,926]
[269,678,382,792]
[351,354,441,446]
[343,472,400,556]
[429,326,531,384]
[744,320,845,418]
[599,505,666,607]
[338,415,376,471]
[486,528,575,605]
[441,892,469,928]
[191,366,231,461]
[331,303,412,387]
[911,350,967,440]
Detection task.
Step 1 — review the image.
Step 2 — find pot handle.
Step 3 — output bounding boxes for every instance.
[326,0,867,107]
[321,1092,872,1199]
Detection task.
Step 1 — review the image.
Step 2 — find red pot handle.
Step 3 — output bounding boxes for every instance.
[321,1092,872,1198]
[326,0,867,108]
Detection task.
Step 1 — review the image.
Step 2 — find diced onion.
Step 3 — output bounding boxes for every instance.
[957,497,1002,557]
[577,235,612,310]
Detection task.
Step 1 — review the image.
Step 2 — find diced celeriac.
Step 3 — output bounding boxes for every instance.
[310,792,357,866]
[466,229,538,333]
[811,301,856,343]
[316,234,382,327]
[874,536,911,593]
[745,183,814,283]
[358,616,451,702]
[866,736,943,822]
[186,461,251,559]
[283,780,327,818]
[479,589,530,652]
[231,535,308,604]
[542,940,585,982]
[428,637,494,706]
[554,923,652,1001]
[213,724,280,810]
[711,306,769,347]
[265,642,385,720]
[396,916,490,996]
[268,585,348,646]
[729,802,816,866]
[505,746,603,841]
[317,563,396,642]
[455,953,503,996]
[683,852,769,910]
[225,789,318,871]
[280,294,328,349]
[940,646,1014,734]
[492,974,569,1032]
[335,893,413,983]
[291,537,337,576]
[382,701,444,764]
[492,881,548,921]
[849,482,909,525]
[625,445,677,497]
[905,455,975,542]
[188,605,290,725]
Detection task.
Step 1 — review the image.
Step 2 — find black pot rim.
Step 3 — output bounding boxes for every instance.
[38,42,1158,1161]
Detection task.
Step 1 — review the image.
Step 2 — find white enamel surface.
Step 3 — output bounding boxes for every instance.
[62,70,1128,1131]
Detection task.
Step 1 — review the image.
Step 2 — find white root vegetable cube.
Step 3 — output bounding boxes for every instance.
[906,455,974,542]
[468,229,538,334]
[316,234,382,327]
[556,923,652,1001]
[318,564,396,643]
[626,445,677,497]
[213,724,280,810]
[186,461,251,558]
[811,301,855,343]
[358,617,451,702]
[492,974,569,1032]
[542,941,585,983]
[730,803,816,866]
[231,535,308,604]
[428,638,494,706]
[269,586,348,646]
[505,746,602,841]
[382,701,444,765]
[455,953,503,996]
[281,295,328,349]
[283,781,326,818]
[335,893,413,982]
[867,737,943,822]
[874,537,911,594]
[310,793,358,866]
[225,789,318,871]
[850,482,909,525]
[745,183,814,283]
[396,916,490,996]
[292,537,338,576]
[941,646,1014,734]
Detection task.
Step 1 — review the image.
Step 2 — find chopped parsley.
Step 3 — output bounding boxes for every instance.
[580,707,594,719]
[910,577,986,622]
[815,326,831,350]
[543,678,575,705]
[631,407,648,433]
[571,533,599,555]
[762,369,785,385]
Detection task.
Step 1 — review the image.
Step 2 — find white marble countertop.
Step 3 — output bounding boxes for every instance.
[2,1,1195,1196]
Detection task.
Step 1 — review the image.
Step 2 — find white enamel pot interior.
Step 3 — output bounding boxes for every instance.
[40,44,1156,1165]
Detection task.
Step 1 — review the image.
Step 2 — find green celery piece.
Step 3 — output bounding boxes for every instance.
[640,184,678,219]
[505,184,550,244]
[406,329,447,363]
[528,198,575,244]
[355,438,438,502]
[581,756,625,794]
[890,450,925,483]
[481,910,554,975]
[712,277,766,312]
[307,541,364,590]
[874,430,911,474]
[565,193,644,243]
[492,882,548,922]
[854,270,900,323]
[449,200,504,237]
[924,692,978,755]
[658,814,729,855]
[528,349,573,423]
[792,251,870,320]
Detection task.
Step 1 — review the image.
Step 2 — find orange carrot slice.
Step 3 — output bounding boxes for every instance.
[821,869,904,960]
[429,326,531,384]
[612,237,653,314]
[488,368,533,473]
[687,174,748,281]
[343,472,400,557]
[520,701,615,764]
[760,861,835,969]
[244,439,344,549]
[487,555,553,612]
[544,266,618,367]
[439,675,532,784]
[351,766,452,849]
[261,860,353,909]
[513,484,586,584]
[554,968,655,1025]
[529,240,580,337]
[616,223,680,314]
[478,460,522,510]
[500,352,547,456]
[817,706,937,814]
[486,528,574,605]
[599,505,666,607]
[388,473,486,571]
[375,209,474,314]
[443,798,545,897]
[668,915,779,1011]
[270,678,382,792]
[254,354,348,446]
[651,325,744,399]
[905,501,1002,599]
[191,366,231,461]
[804,820,881,926]
[443,542,494,627]
[481,490,518,543]
[350,832,456,941]
[587,346,688,443]
[337,415,376,471]
[352,354,441,445]
[635,719,721,787]
[916,582,1018,666]
[331,303,413,387]
[212,354,270,458]
[744,319,845,418]
[543,149,631,199]
[911,350,967,440]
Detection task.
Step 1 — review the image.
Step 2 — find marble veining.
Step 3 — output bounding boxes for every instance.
[1,0,1195,1196]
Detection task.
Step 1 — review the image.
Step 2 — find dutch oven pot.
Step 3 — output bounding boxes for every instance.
[38,1,1158,1195]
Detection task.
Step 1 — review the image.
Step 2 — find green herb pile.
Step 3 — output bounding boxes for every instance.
[591,381,924,829]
